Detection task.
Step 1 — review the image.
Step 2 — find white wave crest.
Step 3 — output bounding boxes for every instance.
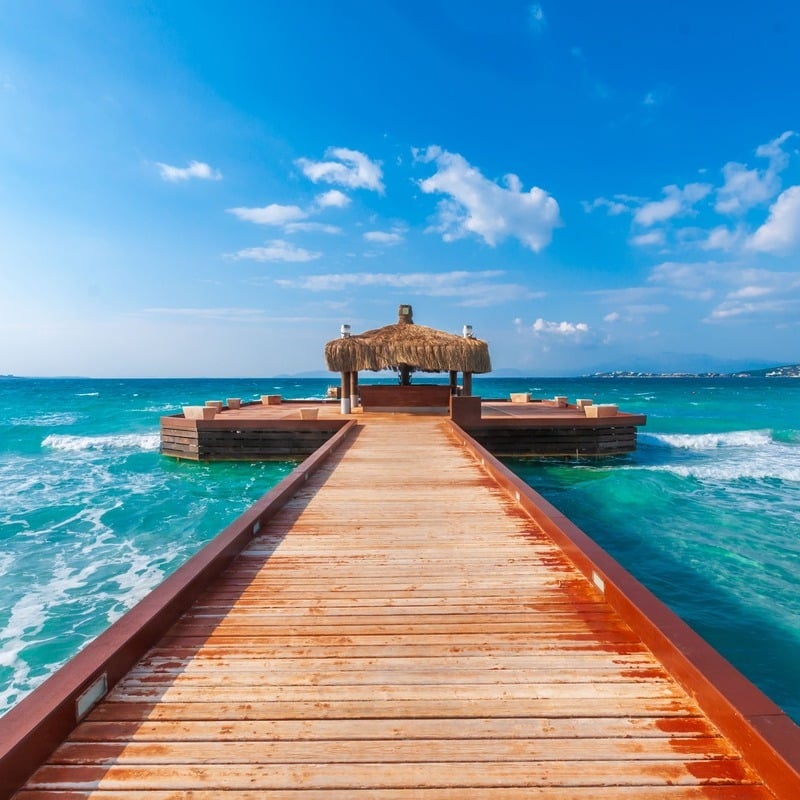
[42,433,160,452]
[641,430,775,450]
[642,459,800,483]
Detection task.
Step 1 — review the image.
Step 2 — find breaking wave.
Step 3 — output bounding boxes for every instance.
[42,433,160,452]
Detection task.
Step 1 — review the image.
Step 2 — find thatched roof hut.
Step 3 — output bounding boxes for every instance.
[324,305,491,375]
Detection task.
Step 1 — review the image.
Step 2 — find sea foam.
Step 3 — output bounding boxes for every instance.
[42,433,160,452]
[640,430,775,450]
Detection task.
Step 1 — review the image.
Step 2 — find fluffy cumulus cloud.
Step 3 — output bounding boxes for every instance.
[716,131,795,215]
[531,318,590,338]
[227,203,307,225]
[316,190,351,208]
[746,186,800,254]
[296,147,384,192]
[156,160,222,182]
[634,183,711,227]
[415,146,561,252]
[229,240,321,262]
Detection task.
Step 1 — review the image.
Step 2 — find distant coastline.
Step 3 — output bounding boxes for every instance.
[590,364,800,379]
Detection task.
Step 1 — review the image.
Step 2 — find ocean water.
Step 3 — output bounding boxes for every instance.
[508,377,800,723]
[0,376,798,725]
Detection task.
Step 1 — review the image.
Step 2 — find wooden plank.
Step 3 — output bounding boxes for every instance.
[22,759,760,790]
[13,787,778,800]
[70,715,718,742]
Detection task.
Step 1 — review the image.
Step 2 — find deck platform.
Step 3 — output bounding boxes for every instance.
[160,397,648,460]
[6,416,799,797]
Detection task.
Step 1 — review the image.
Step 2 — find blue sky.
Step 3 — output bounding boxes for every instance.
[2,1,799,377]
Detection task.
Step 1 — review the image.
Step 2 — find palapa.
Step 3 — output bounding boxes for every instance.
[325,306,491,375]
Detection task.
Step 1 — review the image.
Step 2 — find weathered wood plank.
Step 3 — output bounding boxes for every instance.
[70,715,717,742]
[50,735,738,764]
[13,786,778,800]
[22,758,759,790]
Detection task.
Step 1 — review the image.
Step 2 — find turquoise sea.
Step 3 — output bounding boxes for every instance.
[0,376,798,724]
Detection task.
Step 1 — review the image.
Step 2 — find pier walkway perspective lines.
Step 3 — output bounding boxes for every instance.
[16,417,783,797]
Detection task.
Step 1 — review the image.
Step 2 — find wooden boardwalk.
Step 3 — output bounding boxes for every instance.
[16,417,780,797]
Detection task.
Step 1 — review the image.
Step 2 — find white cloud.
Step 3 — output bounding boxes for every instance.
[315,190,351,208]
[296,147,384,192]
[634,183,711,227]
[700,225,742,252]
[708,296,799,320]
[746,185,800,254]
[729,285,773,300]
[227,203,307,225]
[276,269,535,306]
[156,160,222,182]
[364,230,404,245]
[645,259,800,322]
[229,240,321,262]
[631,230,665,247]
[716,131,795,214]
[284,222,343,235]
[531,318,590,338]
[604,312,621,323]
[581,196,634,215]
[715,163,779,215]
[756,130,795,170]
[416,146,561,252]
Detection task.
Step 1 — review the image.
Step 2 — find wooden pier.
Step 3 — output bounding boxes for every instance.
[3,415,800,797]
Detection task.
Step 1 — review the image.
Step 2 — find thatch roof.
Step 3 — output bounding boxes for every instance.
[325,307,492,374]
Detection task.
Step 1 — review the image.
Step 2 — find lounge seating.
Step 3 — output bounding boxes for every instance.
[584,404,617,418]
[183,406,216,420]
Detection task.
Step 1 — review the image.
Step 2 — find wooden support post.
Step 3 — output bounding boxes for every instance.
[449,370,458,395]
[340,372,351,414]
[350,371,359,410]
[463,371,473,397]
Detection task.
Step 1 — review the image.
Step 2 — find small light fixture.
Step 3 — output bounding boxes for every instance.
[462,324,473,338]
[340,324,351,338]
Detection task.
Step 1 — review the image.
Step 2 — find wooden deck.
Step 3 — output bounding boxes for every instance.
[12,415,793,798]
[160,397,648,460]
